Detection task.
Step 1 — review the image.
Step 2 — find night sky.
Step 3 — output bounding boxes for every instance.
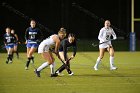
[0,0,139,42]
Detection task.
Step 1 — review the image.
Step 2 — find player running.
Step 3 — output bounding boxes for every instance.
[55,33,77,76]
[11,29,19,58]
[93,20,117,70]
[35,28,66,77]
[25,20,42,70]
[4,27,16,64]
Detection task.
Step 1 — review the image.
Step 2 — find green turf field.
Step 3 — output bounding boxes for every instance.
[0,52,140,93]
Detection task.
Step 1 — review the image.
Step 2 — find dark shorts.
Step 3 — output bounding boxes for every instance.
[59,48,63,52]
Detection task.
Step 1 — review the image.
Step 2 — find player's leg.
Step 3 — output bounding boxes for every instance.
[25,47,37,70]
[94,48,105,70]
[14,44,19,58]
[49,52,56,76]
[107,46,117,70]
[30,44,38,63]
[55,52,65,74]
[7,47,14,63]
[25,47,31,69]
[6,46,10,64]
[55,52,73,75]
[35,52,53,77]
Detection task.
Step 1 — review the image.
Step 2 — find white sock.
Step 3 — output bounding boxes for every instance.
[50,62,55,74]
[37,62,49,71]
[110,56,114,67]
[94,57,101,68]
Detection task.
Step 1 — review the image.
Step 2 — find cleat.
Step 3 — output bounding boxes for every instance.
[55,71,64,76]
[58,73,64,76]
[34,69,40,77]
[110,66,117,70]
[6,61,8,64]
[69,72,74,76]
[25,67,28,70]
[9,60,12,64]
[93,66,98,71]
[50,74,58,77]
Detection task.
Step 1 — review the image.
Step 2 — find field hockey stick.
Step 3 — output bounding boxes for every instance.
[92,39,115,47]
[31,62,37,69]
[58,57,73,74]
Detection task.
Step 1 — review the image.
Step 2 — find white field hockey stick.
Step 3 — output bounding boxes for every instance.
[92,39,115,47]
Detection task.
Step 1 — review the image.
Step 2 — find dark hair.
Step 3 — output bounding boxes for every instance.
[68,33,75,38]
[30,19,36,23]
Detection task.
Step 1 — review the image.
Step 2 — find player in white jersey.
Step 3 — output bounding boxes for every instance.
[93,20,117,70]
[35,28,66,77]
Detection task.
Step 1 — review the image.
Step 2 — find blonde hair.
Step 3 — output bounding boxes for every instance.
[58,27,66,37]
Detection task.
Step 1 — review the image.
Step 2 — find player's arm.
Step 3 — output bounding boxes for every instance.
[25,28,29,43]
[52,35,60,55]
[15,34,19,41]
[71,41,77,59]
[12,34,17,43]
[98,29,105,42]
[111,29,117,40]
[62,40,68,61]
[37,29,43,43]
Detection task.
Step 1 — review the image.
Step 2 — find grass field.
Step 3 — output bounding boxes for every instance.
[0,52,140,93]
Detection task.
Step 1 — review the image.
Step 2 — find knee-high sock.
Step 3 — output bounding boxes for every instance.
[50,62,55,74]
[110,56,114,67]
[94,57,101,68]
[37,62,49,71]
[26,57,31,67]
[7,54,11,61]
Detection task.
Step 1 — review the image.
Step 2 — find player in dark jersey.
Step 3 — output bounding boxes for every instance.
[25,20,42,70]
[55,33,77,76]
[11,29,19,58]
[4,27,16,64]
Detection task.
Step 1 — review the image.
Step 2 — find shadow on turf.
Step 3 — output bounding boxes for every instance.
[73,74,140,77]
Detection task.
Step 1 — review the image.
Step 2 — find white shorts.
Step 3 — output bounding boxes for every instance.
[99,43,112,49]
[38,43,50,53]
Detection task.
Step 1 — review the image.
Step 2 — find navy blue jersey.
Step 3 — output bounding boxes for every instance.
[4,33,16,45]
[25,27,42,43]
[59,38,77,61]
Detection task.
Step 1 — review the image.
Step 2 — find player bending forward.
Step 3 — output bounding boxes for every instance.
[35,28,66,77]
[93,20,117,70]
[55,33,77,76]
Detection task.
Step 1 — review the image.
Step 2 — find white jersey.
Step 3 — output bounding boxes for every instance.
[38,34,58,53]
[98,27,117,48]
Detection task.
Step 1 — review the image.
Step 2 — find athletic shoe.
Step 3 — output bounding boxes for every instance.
[9,60,12,64]
[69,72,74,76]
[25,67,28,70]
[34,69,40,77]
[93,66,98,70]
[55,71,64,76]
[110,66,117,70]
[6,60,8,64]
[58,73,64,76]
[50,74,58,77]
